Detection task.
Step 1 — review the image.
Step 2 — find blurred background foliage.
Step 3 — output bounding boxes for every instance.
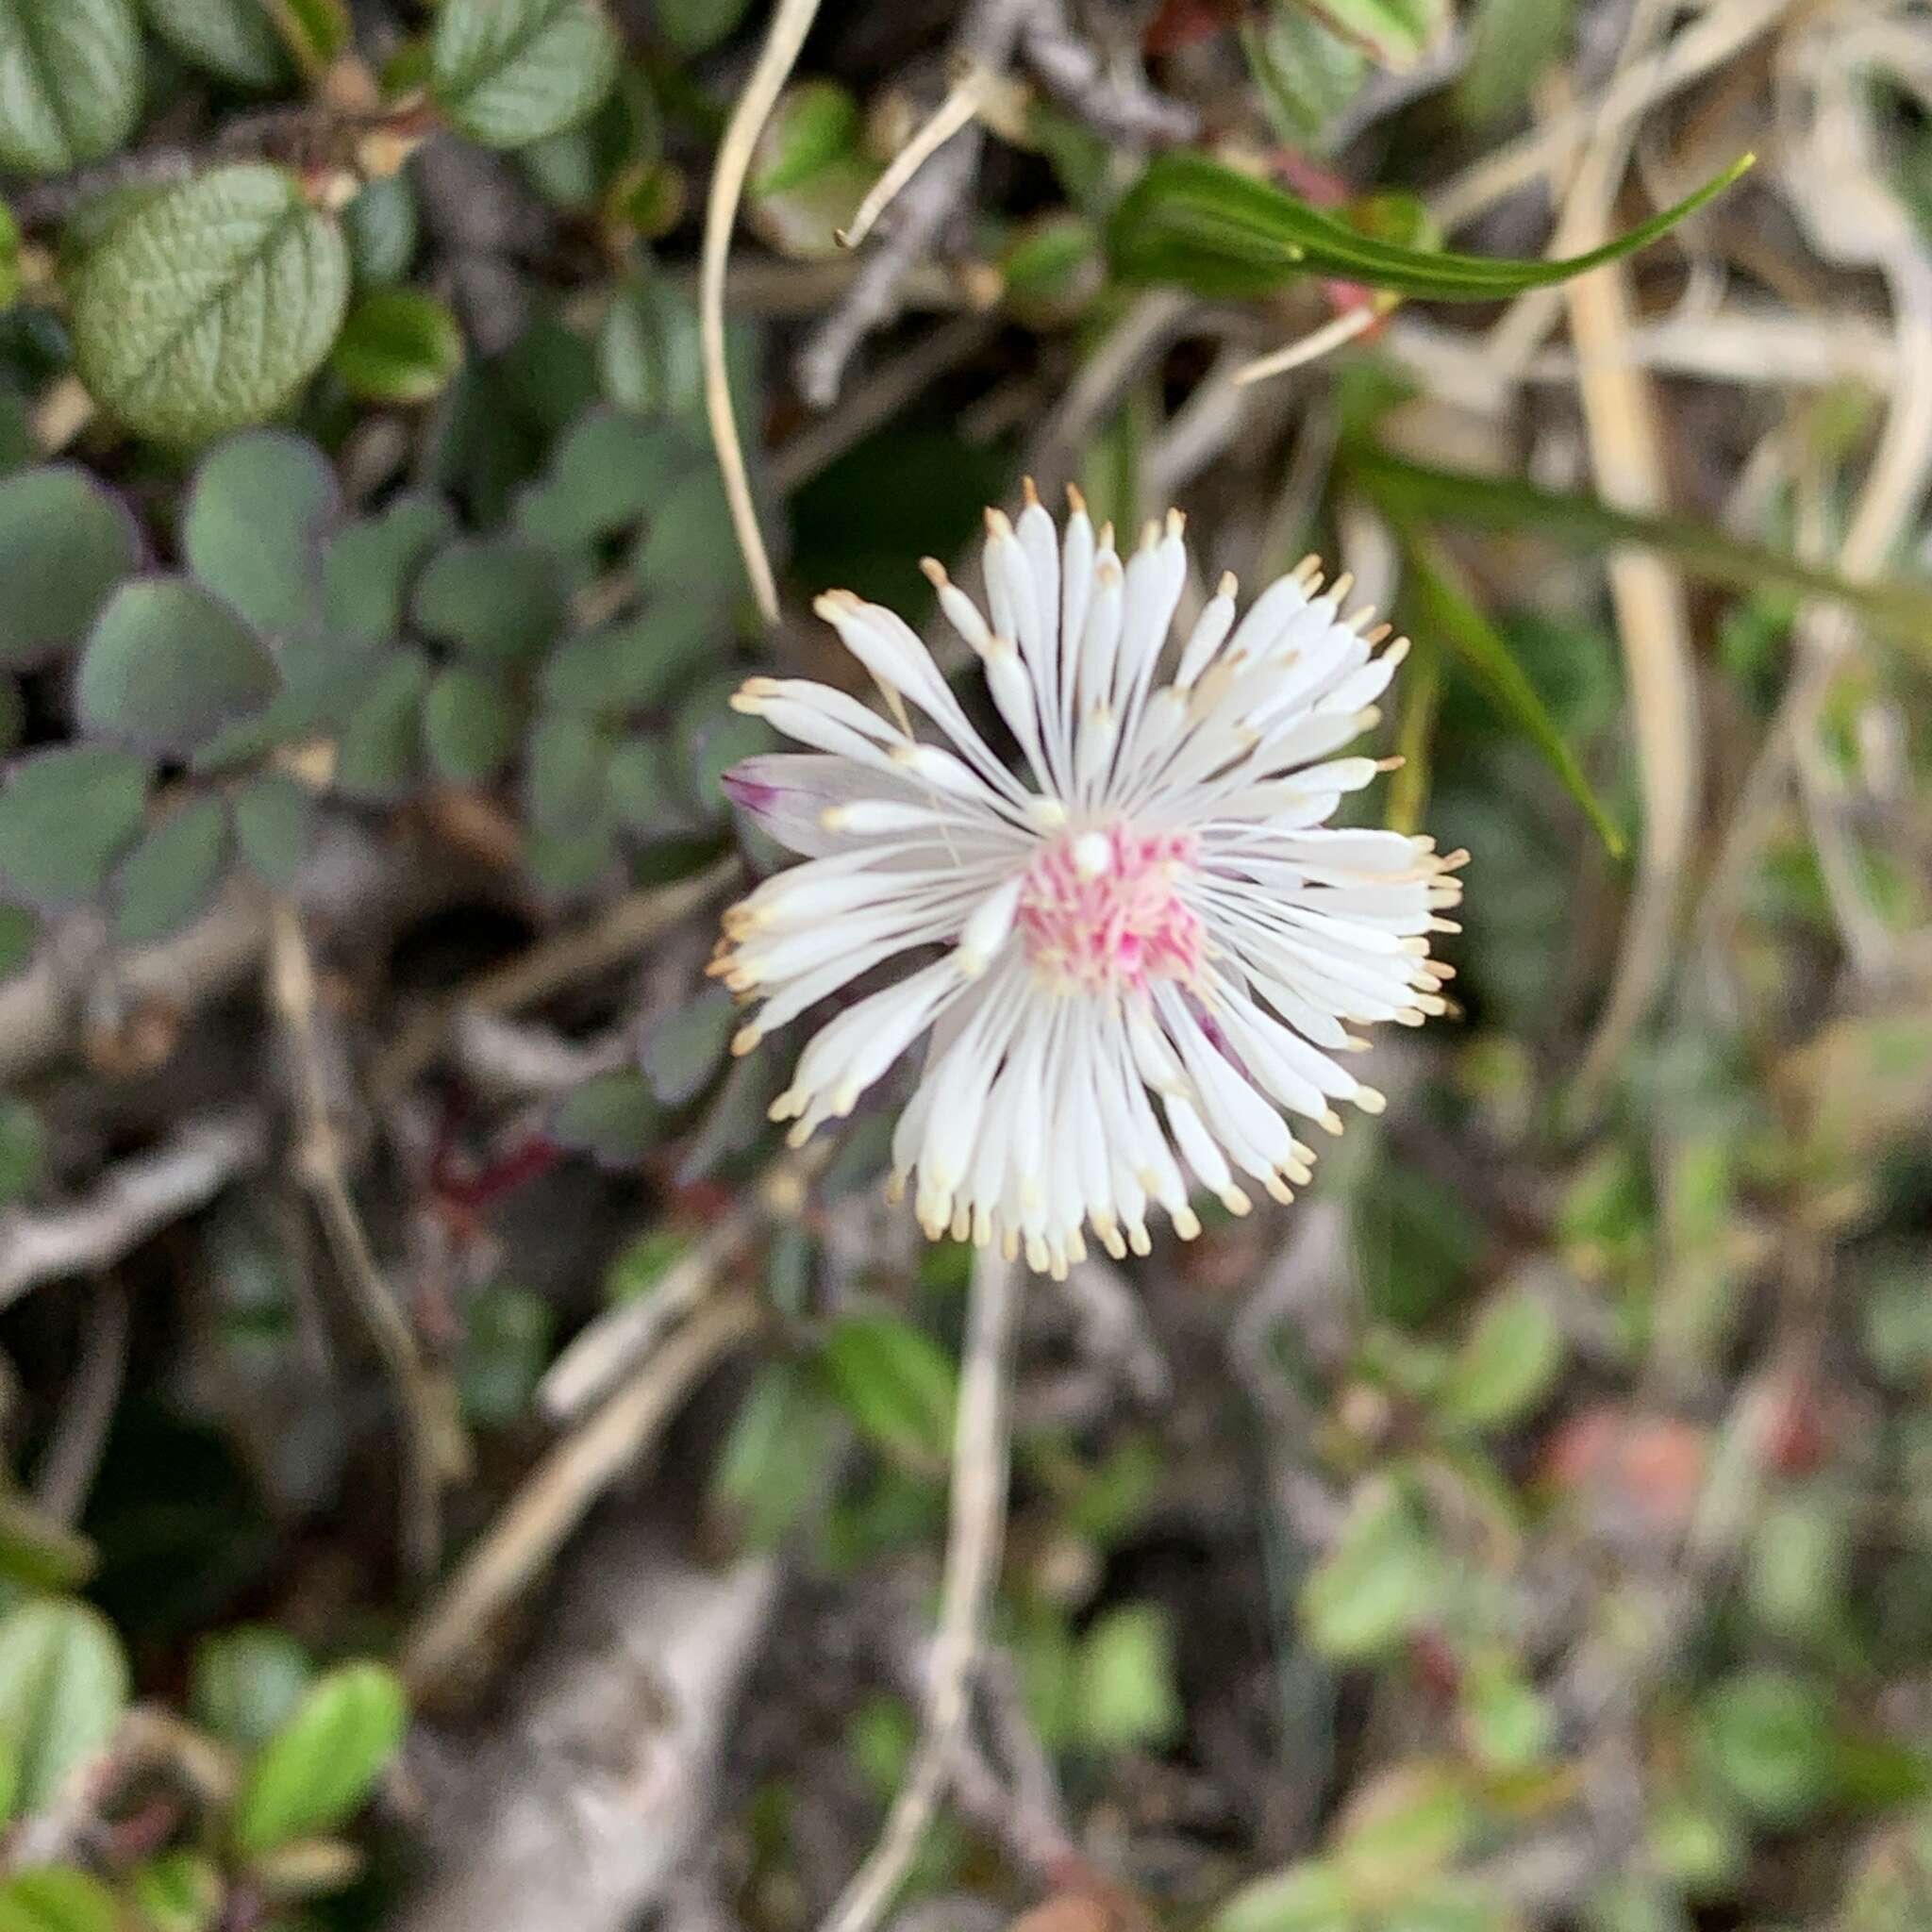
[2,2,1932,1930]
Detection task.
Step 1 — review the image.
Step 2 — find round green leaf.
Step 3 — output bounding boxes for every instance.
[1439,1290,1564,1431]
[1075,1603,1182,1751]
[229,773,314,886]
[640,984,731,1105]
[604,733,677,831]
[1301,1481,1441,1659]
[190,1626,314,1752]
[550,1069,659,1164]
[322,493,455,645]
[78,578,279,758]
[126,1851,223,1932]
[0,1093,45,1205]
[514,408,692,551]
[0,1599,130,1813]
[818,1312,957,1474]
[632,464,745,599]
[0,1866,121,1932]
[182,432,339,639]
[654,0,753,58]
[1212,1864,1353,1932]
[0,0,143,176]
[708,1360,842,1553]
[0,746,147,908]
[333,647,428,798]
[142,0,291,89]
[430,0,620,150]
[331,289,464,405]
[72,164,351,445]
[231,1660,408,1857]
[1697,1670,1835,1824]
[110,793,228,943]
[0,466,142,670]
[342,174,420,290]
[424,663,517,784]
[525,710,608,834]
[411,536,564,664]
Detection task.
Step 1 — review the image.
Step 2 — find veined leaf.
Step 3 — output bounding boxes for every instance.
[0,0,143,176]
[1353,444,1932,649]
[1388,508,1626,857]
[1109,148,1751,300]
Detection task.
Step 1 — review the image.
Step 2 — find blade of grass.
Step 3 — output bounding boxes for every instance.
[1386,508,1627,857]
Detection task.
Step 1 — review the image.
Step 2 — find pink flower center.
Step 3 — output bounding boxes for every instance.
[1017,824,1204,994]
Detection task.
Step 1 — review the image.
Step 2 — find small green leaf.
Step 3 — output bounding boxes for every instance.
[111,793,228,943]
[709,1360,843,1552]
[229,774,314,887]
[752,81,862,197]
[1075,1603,1182,1752]
[640,985,732,1105]
[1461,1653,1555,1770]
[424,664,518,784]
[0,1599,130,1813]
[142,0,291,88]
[323,494,455,645]
[1213,1863,1354,1932]
[654,0,753,57]
[1457,0,1577,126]
[541,601,713,714]
[231,1661,408,1857]
[430,0,620,150]
[0,746,147,908]
[79,578,280,758]
[550,1069,659,1164]
[1298,0,1448,67]
[0,466,142,670]
[183,432,340,638]
[72,164,351,444]
[331,289,465,405]
[819,1312,957,1474]
[333,648,428,797]
[0,905,33,977]
[0,1094,45,1204]
[190,1627,314,1752]
[127,1851,223,1932]
[0,0,143,175]
[342,175,420,290]
[514,408,693,550]
[0,1866,121,1932]
[276,0,349,69]
[1439,1290,1564,1431]
[412,536,565,664]
[1696,1670,1835,1824]
[1390,514,1626,857]
[1244,10,1367,149]
[1301,1480,1441,1658]
[632,462,745,598]
[605,733,677,831]
[457,1284,554,1427]
[1110,148,1751,300]
[525,710,610,834]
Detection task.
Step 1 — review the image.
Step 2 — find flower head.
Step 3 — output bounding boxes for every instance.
[717,485,1462,1277]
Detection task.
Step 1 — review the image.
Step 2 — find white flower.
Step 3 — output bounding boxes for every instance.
[716,485,1462,1277]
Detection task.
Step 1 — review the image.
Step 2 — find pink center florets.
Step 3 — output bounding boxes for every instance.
[1017,824,1204,994]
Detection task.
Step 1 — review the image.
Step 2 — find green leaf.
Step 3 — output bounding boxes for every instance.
[231,1661,408,1857]
[0,746,147,908]
[640,985,732,1105]
[322,493,455,645]
[72,164,351,445]
[0,1867,120,1932]
[604,733,677,831]
[0,905,33,977]
[654,0,753,57]
[1389,514,1626,856]
[190,1627,314,1752]
[412,536,565,665]
[1439,1290,1564,1431]
[333,647,428,798]
[541,601,713,714]
[229,774,314,886]
[1075,1603,1182,1751]
[515,408,693,550]
[430,0,620,150]
[79,578,280,758]
[525,710,610,834]
[1109,148,1752,300]
[276,0,349,69]
[1352,443,1932,651]
[0,1599,130,1813]
[819,1312,956,1474]
[127,1851,223,1932]
[1301,1480,1441,1658]
[1213,1863,1354,1932]
[751,80,863,198]
[1696,1670,1835,1824]
[1299,0,1447,67]
[342,175,420,290]
[0,1095,45,1204]
[0,0,143,175]
[142,0,291,89]
[632,461,745,598]
[1456,0,1576,126]
[183,431,340,638]
[331,289,465,405]
[424,663,518,784]
[550,1069,659,1164]
[0,1731,13,1827]
[709,1360,843,1552]
[456,1284,554,1427]
[0,465,141,671]
[597,273,705,420]
[111,793,228,942]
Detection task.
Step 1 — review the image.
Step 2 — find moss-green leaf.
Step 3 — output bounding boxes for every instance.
[72,164,350,444]
[430,0,619,150]
[111,793,228,943]
[0,1866,121,1932]
[228,772,314,886]
[1109,147,1750,300]
[125,1851,223,1932]
[818,1312,957,1474]
[142,0,291,90]
[0,0,142,175]
[322,493,455,645]
[424,663,518,784]
[231,1661,408,1857]
[182,431,340,638]
[79,578,280,758]
[0,465,141,670]
[412,536,565,664]
[550,1069,659,1164]
[1301,1481,1441,1659]
[0,1093,46,1205]
[0,1599,130,1813]
[331,289,465,405]
[1439,1290,1564,1432]
[0,746,147,908]
[1075,1603,1183,1751]
[190,1627,314,1752]
[334,647,428,798]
